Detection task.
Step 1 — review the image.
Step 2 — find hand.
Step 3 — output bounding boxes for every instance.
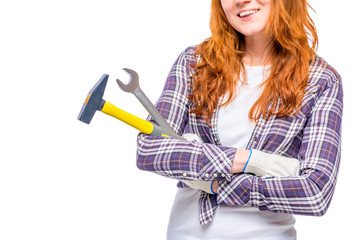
[182,133,202,142]
[182,180,217,194]
[232,149,300,177]
[231,149,251,173]
[245,149,300,177]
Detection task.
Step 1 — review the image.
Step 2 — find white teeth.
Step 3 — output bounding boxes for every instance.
[239,9,259,18]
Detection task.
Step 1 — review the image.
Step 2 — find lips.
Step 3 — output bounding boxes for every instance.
[238,9,260,18]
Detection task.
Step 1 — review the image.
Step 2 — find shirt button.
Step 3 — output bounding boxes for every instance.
[182,172,187,177]
[205,173,210,178]
[221,173,226,178]
[253,136,258,142]
[213,173,218,178]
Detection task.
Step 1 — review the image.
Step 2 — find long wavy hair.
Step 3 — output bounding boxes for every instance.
[189,0,318,123]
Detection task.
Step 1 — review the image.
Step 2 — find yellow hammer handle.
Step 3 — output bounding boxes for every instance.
[101,101,154,134]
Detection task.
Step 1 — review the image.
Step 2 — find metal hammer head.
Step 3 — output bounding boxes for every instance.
[78,74,109,124]
[116,68,139,93]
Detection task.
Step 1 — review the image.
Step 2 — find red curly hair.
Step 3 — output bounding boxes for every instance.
[189,0,318,122]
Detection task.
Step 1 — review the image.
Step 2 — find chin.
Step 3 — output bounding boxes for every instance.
[239,27,267,37]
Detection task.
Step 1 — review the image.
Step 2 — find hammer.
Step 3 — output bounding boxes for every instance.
[78,74,185,139]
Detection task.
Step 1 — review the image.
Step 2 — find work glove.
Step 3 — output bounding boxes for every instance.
[181,134,300,194]
[182,180,215,194]
[244,149,300,177]
[181,133,215,194]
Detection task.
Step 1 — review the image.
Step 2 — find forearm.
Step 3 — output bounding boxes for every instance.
[212,149,299,194]
[216,166,337,216]
[137,133,237,182]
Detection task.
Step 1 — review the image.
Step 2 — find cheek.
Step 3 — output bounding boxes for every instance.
[261,0,272,15]
[258,0,272,5]
[220,0,232,17]
[262,8,271,24]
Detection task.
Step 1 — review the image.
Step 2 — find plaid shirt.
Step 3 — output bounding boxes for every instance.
[136,46,343,225]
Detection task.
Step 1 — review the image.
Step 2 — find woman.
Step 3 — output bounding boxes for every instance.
[136,0,343,239]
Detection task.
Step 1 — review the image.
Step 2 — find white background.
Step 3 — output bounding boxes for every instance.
[0,0,358,239]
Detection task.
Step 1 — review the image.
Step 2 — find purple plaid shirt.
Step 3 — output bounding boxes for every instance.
[136,46,343,225]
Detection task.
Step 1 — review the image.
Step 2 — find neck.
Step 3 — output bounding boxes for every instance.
[243,33,273,66]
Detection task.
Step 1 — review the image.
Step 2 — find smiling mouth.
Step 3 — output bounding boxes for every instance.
[238,9,260,18]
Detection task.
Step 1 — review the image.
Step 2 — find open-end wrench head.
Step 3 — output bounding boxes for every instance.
[116,68,139,93]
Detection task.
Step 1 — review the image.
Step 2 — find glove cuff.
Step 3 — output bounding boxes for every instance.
[242,149,253,172]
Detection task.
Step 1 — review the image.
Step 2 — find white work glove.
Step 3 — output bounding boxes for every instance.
[181,134,300,194]
[244,149,300,177]
[182,180,215,194]
[181,133,215,194]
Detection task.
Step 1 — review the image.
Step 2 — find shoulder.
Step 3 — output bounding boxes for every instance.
[164,46,200,93]
[308,55,342,92]
[182,45,198,59]
[174,45,200,77]
[179,45,199,65]
[299,55,343,117]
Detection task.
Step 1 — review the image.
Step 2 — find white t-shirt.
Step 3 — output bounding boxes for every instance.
[167,65,296,240]
[217,65,268,149]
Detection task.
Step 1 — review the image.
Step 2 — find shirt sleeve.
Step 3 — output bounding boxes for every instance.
[136,47,237,182]
[217,67,343,216]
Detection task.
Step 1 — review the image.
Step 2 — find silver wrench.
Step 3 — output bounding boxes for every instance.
[116,68,181,139]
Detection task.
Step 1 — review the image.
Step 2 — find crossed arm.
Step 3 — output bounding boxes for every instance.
[136,48,343,216]
[182,134,300,194]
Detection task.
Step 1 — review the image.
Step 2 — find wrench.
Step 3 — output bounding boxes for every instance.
[116,68,181,139]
